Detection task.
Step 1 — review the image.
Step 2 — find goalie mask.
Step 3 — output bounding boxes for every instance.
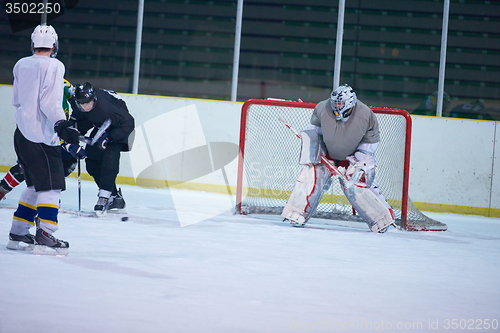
[330,84,357,121]
[74,82,97,112]
[31,25,59,58]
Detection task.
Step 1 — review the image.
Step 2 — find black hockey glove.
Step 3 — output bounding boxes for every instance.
[54,120,80,144]
[95,131,111,150]
[62,143,87,159]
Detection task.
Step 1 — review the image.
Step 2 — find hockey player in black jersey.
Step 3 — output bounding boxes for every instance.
[71,82,135,212]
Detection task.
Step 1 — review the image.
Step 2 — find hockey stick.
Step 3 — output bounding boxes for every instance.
[77,119,112,215]
[73,161,97,218]
[278,116,360,188]
[91,118,112,145]
[77,119,112,145]
[79,135,91,144]
[77,158,81,217]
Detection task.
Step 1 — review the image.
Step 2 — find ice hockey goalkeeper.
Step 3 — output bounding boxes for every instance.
[281,84,395,232]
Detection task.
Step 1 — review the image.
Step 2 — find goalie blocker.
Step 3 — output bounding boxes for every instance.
[281,129,395,232]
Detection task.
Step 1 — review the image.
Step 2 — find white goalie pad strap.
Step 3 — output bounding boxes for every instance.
[299,129,322,165]
[282,164,331,224]
[340,180,394,232]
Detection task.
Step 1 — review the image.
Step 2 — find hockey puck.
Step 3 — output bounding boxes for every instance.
[121,216,129,222]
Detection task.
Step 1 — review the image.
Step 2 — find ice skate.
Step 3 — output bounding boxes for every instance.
[107,188,127,214]
[34,228,69,256]
[6,232,35,251]
[283,218,306,228]
[290,221,306,228]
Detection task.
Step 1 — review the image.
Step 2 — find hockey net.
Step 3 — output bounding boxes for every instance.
[235,99,447,231]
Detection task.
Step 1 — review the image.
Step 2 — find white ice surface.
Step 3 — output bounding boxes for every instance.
[0,176,499,333]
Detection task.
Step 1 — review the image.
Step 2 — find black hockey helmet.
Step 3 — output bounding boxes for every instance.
[74,82,96,105]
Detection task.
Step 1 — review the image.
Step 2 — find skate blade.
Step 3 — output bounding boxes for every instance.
[283,218,306,228]
[33,245,69,257]
[76,210,98,218]
[373,221,398,233]
[81,211,98,218]
[6,241,35,251]
[107,208,127,214]
[59,209,98,218]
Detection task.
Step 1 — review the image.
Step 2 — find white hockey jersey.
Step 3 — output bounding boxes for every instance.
[12,54,66,146]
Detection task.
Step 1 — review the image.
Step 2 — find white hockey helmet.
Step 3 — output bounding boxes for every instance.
[330,84,357,120]
[31,25,59,57]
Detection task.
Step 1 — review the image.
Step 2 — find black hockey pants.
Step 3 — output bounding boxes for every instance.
[85,142,124,196]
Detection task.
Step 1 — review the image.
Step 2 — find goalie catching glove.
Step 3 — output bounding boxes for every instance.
[345,150,376,188]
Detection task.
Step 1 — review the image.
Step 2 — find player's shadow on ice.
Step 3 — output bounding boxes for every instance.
[62,258,172,279]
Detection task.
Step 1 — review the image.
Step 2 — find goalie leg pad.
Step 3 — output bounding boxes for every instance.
[282,164,331,225]
[341,180,395,232]
[368,178,391,209]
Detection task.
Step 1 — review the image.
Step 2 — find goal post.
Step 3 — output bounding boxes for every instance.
[235,98,447,231]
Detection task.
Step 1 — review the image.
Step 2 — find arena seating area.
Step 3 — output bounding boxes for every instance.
[0,0,498,118]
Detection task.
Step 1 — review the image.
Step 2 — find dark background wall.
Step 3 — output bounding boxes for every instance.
[1,0,499,118]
